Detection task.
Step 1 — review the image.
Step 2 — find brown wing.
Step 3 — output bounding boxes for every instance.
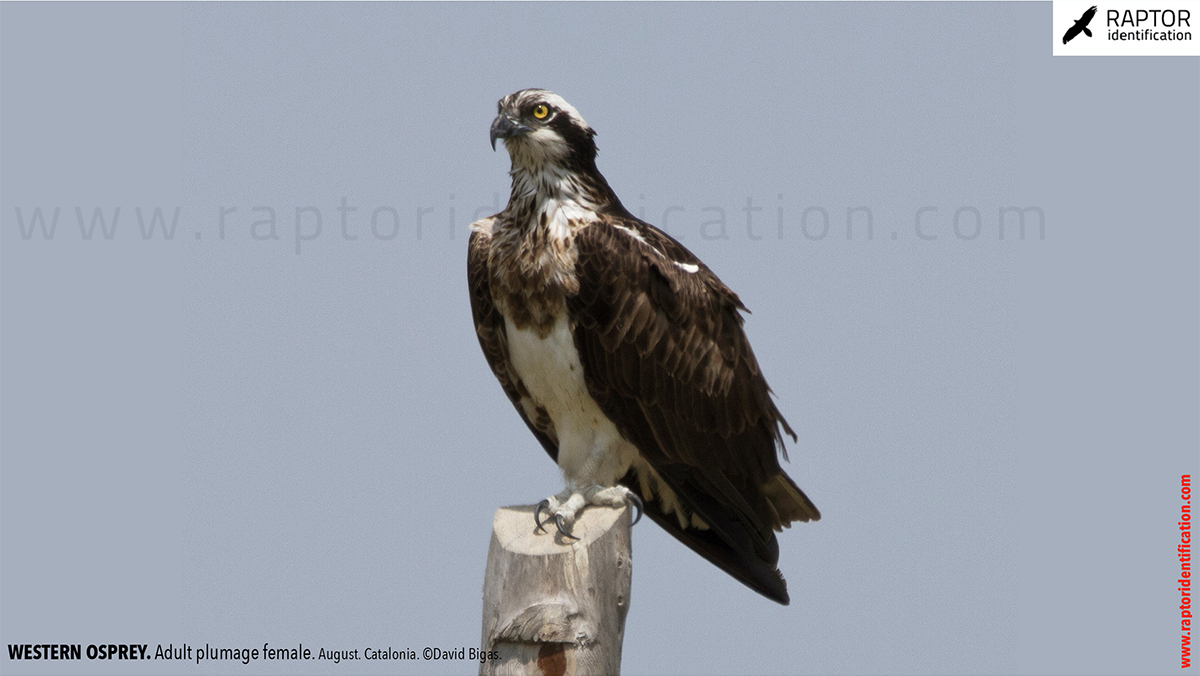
[467,220,559,460]
[568,216,820,604]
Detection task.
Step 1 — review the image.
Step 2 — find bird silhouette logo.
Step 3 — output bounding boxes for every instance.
[1063,6,1098,44]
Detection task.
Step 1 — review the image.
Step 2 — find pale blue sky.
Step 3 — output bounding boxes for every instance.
[2,3,1197,675]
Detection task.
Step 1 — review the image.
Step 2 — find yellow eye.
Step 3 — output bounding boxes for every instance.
[532,104,549,120]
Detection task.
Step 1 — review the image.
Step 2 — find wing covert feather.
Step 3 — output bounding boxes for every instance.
[568,217,819,602]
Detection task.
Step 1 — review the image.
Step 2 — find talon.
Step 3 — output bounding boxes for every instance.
[534,499,551,533]
[627,491,644,526]
[555,514,579,540]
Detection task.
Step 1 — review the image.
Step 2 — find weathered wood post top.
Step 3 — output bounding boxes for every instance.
[480,504,633,676]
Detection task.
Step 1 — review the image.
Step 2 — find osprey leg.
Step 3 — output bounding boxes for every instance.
[534,485,643,538]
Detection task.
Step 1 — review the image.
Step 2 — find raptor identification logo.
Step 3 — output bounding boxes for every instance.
[1053,0,1200,55]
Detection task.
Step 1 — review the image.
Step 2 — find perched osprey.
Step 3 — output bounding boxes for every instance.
[467,89,819,604]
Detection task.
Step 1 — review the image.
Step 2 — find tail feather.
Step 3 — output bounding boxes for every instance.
[619,468,819,605]
[637,493,793,604]
[763,473,821,528]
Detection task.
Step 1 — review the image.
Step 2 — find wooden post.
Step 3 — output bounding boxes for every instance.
[480,504,633,676]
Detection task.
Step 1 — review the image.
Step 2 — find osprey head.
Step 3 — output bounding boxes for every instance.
[490,89,597,169]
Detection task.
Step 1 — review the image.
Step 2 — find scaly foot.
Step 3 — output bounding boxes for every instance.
[534,485,644,538]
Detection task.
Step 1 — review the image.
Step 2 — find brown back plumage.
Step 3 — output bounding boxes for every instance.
[469,89,819,604]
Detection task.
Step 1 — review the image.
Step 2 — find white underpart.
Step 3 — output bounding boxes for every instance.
[505,193,630,488]
[505,310,701,529]
[505,313,636,488]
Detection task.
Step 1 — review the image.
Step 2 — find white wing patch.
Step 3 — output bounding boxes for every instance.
[613,224,648,245]
[612,224,700,274]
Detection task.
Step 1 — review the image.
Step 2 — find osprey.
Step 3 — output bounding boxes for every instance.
[467,89,819,604]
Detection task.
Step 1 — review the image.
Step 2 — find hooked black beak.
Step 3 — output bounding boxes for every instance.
[490,114,530,151]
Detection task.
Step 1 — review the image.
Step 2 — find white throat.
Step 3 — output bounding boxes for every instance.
[508,160,602,221]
